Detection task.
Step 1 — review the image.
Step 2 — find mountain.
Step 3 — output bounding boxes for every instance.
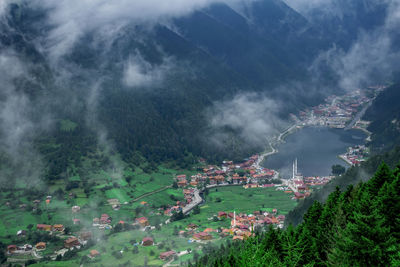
[292,0,390,49]
[364,82,400,152]
[0,0,327,174]
[0,0,397,184]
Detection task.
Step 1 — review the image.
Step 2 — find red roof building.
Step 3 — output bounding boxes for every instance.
[160,250,176,260]
[142,237,154,246]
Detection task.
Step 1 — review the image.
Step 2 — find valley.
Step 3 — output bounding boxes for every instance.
[0,85,386,266]
[0,0,399,266]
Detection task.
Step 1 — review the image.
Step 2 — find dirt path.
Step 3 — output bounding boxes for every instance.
[131,185,172,202]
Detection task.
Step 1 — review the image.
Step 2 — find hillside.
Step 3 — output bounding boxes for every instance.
[2,0,394,184]
[194,160,400,266]
[364,83,400,152]
[285,146,400,226]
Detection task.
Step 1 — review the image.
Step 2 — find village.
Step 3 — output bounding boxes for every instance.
[2,86,385,266]
[339,145,369,166]
[298,85,386,129]
[3,123,358,266]
[3,152,306,265]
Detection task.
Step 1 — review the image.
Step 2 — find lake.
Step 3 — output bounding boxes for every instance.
[262,127,367,178]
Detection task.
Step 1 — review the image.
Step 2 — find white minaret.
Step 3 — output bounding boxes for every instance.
[295,158,298,177]
[233,210,236,227]
[292,160,295,179]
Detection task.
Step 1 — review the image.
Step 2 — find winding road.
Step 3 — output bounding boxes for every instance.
[182,188,202,214]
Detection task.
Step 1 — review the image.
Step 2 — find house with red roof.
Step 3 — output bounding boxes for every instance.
[136,217,149,227]
[142,237,154,246]
[218,211,228,219]
[159,251,176,260]
[100,214,111,224]
[193,232,212,240]
[36,224,52,231]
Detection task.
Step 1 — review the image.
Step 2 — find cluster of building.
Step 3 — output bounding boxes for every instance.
[7,244,34,255]
[222,209,286,237]
[340,145,369,165]
[304,175,335,187]
[7,226,92,258]
[92,214,113,230]
[36,223,65,232]
[299,87,383,128]
[171,209,286,247]
[175,155,278,189]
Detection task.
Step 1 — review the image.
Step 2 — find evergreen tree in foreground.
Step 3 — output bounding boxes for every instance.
[194,161,400,266]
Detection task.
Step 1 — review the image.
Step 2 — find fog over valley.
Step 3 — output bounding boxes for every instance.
[1,0,400,266]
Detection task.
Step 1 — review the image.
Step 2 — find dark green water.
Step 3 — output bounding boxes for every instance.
[263,127,367,178]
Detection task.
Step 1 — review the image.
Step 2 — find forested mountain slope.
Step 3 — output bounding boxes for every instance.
[0,0,332,178]
[364,83,400,152]
[0,0,397,185]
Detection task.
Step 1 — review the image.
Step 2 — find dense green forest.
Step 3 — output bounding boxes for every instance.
[1,0,397,185]
[364,83,400,153]
[194,158,400,266]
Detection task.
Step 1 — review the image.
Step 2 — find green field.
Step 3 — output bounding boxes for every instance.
[0,163,297,266]
[167,186,297,234]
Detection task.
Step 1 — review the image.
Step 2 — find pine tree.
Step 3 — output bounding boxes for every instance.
[329,192,396,266]
[367,162,394,196]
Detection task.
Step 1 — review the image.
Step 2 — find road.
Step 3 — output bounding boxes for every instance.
[338,154,354,166]
[182,188,202,214]
[253,123,297,170]
[278,123,298,142]
[344,100,373,130]
[182,183,241,215]
[254,142,277,169]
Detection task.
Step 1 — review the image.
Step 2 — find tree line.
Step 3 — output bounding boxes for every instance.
[193,161,400,266]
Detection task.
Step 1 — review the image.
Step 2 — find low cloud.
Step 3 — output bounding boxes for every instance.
[0,0,12,16]
[308,0,400,91]
[284,0,387,19]
[123,54,174,88]
[31,0,252,60]
[0,52,32,156]
[0,51,49,187]
[209,92,287,146]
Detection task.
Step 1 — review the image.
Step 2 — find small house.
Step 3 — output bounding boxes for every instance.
[7,245,17,254]
[100,214,111,224]
[89,249,100,258]
[37,224,52,231]
[64,237,80,248]
[136,217,149,227]
[176,174,187,180]
[193,232,212,240]
[72,206,80,212]
[159,251,176,260]
[186,223,198,230]
[23,244,33,251]
[142,237,154,246]
[218,211,227,218]
[177,180,187,187]
[17,230,27,237]
[53,224,64,232]
[35,242,46,250]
